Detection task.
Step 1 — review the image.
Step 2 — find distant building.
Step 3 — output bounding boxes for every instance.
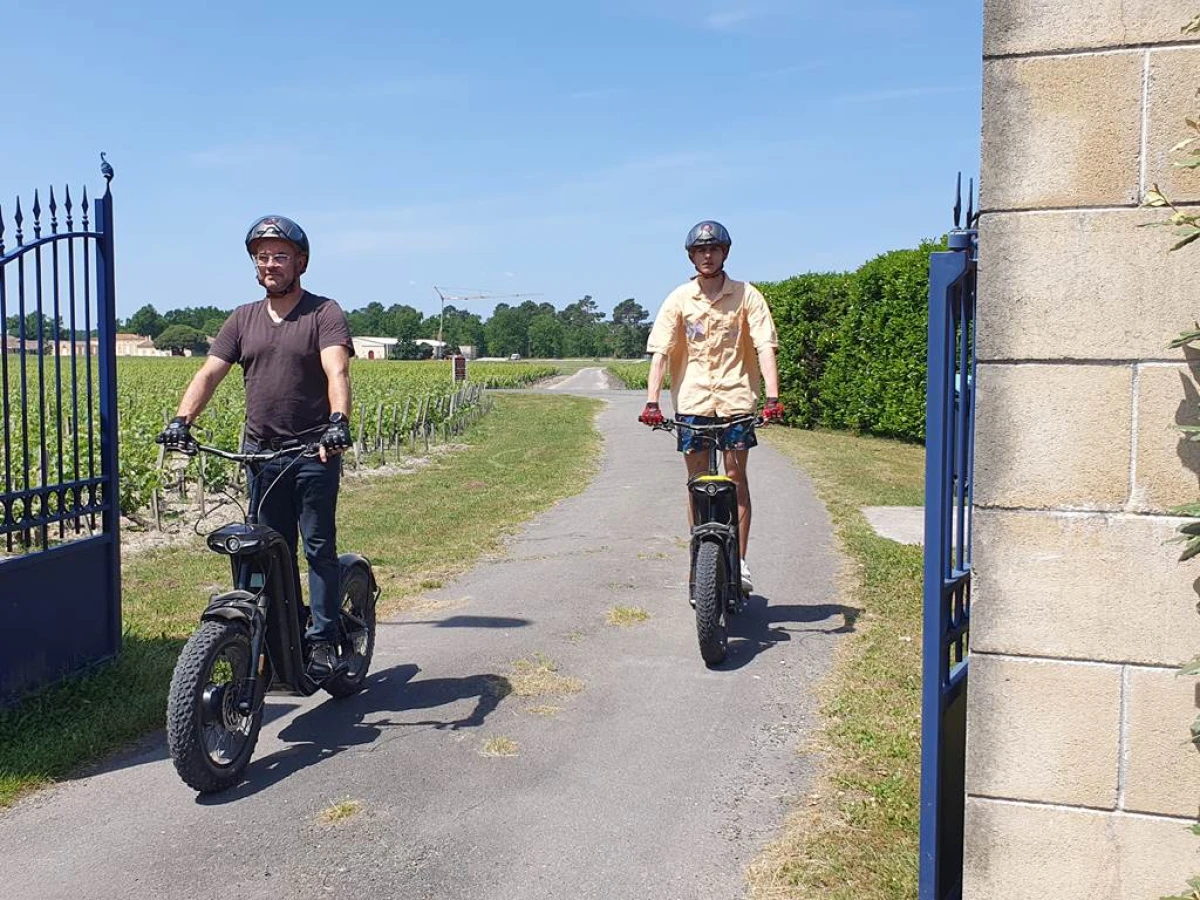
[352,336,398,360]
[114,333,168,357]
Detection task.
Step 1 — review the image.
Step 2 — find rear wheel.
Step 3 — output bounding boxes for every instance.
[166,620,263,793]
[692,540,728,666]
[323,565,377,698]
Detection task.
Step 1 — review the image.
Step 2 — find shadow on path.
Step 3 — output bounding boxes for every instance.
[720,595,860,671]
[197,663,511,804]
[379,615,532,629]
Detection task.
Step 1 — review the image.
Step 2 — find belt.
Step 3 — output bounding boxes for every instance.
[252,437,304,451]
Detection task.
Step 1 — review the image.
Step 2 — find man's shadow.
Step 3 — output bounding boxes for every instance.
[718,593,860,671]
[197,663,511,804]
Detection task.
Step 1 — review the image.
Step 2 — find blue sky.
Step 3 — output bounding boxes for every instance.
[4,0,982,323]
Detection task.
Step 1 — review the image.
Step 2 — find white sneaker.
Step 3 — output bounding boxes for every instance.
[740,559,753,594]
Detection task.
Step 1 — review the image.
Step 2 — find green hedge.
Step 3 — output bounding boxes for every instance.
[760,238,944,442]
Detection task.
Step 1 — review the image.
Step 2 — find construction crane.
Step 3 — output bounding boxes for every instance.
[431,286,543,358]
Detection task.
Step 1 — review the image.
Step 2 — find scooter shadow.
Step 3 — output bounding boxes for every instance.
[718,593,861,672]
[196,662,512,805]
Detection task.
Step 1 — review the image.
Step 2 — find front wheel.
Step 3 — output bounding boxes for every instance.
[323,565,377,699]
[692,540,728,666]
[166,620,264,793]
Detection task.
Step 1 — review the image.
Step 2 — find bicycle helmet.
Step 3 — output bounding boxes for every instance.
[245,215,310,257]
[684,220,731,252]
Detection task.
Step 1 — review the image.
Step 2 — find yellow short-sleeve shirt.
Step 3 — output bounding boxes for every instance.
[645,277,778,417]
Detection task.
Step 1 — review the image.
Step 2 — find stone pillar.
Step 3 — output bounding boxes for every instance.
[969,2,1200,897]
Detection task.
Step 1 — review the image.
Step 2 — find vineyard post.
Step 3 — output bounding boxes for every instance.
[196,448,206,518]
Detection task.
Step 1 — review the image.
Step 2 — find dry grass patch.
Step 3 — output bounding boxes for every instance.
[480,736,519,757]
[508,653,584,698]
[525,704,563,717]
[317,798,363,825]
[607,605,650,627]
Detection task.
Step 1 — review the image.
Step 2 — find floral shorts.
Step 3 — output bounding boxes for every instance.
[675,414,758,454]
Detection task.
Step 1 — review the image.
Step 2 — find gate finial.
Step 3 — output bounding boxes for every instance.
[100,152,114,187]
[966,177,974,229]
[953,172,962,229]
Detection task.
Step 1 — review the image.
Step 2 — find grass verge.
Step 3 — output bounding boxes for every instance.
[747,427,924,900]
[0,393,600,809]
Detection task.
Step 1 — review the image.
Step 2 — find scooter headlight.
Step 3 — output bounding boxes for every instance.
[224,535,242,554]
[706,483,718,496]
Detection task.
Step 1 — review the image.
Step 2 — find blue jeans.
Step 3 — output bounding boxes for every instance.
[246,446,342,644]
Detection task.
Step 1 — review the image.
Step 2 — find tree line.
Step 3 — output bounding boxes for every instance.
[113,296,653,359]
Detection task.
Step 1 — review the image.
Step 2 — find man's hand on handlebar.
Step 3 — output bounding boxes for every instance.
[761,397,785,424]
[319,412,352,462]
[155,416,199,455]
[638,401,665,427]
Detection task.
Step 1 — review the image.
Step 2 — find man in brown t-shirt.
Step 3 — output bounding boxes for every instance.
[157,215,355,681]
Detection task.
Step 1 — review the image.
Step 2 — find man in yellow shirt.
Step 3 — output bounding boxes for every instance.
[638,220,784,594]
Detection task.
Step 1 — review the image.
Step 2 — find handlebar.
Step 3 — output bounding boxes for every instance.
[652,414,764,434]
[165,442,320,463]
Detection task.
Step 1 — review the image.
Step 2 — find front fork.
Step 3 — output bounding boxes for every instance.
[235,601,270,715]
[233,558,272,715]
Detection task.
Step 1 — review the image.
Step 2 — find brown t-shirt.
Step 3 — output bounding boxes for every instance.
[209,291,354,442]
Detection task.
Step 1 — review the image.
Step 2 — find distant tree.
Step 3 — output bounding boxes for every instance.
[5,312,63,342]
[609,297,650,358]
[484,303,529,357]
[559,295,606,357]
[387,304,424,340]
[611,298,648,326]
[126,304,164,338]
[154,324,209,356]
[389,338,433,360]
[528,313,564,358]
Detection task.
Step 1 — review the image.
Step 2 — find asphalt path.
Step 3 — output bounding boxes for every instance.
[0,370,851,900]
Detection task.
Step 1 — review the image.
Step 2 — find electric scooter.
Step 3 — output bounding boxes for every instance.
[161,441,379,793]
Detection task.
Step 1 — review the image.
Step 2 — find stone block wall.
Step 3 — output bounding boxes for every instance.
[969,3,1200,896]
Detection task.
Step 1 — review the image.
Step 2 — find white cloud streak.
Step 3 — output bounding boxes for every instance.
[834,85,976,104]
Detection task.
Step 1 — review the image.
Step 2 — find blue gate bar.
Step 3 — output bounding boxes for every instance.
[920,204,978,900]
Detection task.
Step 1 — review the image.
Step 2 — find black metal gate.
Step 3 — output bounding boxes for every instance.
[919,178,977,900]
[0,160,121,705]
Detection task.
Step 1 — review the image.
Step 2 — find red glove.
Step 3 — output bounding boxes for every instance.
[761,397,784,423]
[639,402,665,426]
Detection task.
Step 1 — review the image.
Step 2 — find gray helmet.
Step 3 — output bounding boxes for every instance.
[685,220,731,251]
[245,215,310,257]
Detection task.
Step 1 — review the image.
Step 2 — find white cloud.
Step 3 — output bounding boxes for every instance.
[751,61,825,79]
[323,226,469,259]
[303,74,468,102]
[835,85,976,104]
[182,143,327,168]
[704,8,757,29]
[569,86,634,101]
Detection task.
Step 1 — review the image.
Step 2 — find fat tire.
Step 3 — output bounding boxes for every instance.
[166,620,263,793]
[323,565,377,699]
[692,540,728,666]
